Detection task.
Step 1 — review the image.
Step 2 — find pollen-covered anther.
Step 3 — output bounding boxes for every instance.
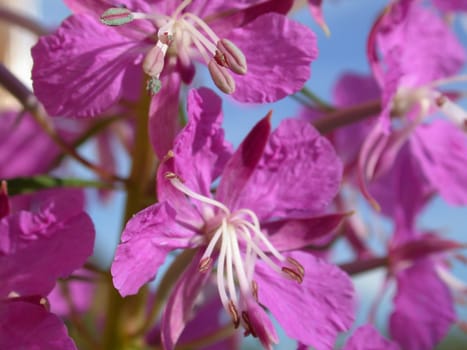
[198,256,212,273]
[242,311,257,337]
[216,39,247,75]
[100,7,134,26]
[146,76,162,96]
[228,300,240,328]
[208,59,235,94]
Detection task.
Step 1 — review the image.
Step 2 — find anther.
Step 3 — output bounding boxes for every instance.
[100,7,134,26]
[281,266,304,284]
[208,59,235,94]
[435,95,447,107]
[228,300,240,328]
[216,39,247,75]
[143,45,166,77]
[198,256,212,273]
[287,257,305,277]
[251,280,259,302]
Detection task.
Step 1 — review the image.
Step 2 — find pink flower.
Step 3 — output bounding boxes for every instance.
[111,88,354,350]
[0,185,95,350]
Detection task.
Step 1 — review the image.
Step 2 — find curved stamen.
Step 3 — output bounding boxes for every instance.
[172,0,193,19]
[181,12,220,44]
[165,172,230,215]
[181,19,217,54]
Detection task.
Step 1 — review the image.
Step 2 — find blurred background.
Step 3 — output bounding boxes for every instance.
[1,0,466,348]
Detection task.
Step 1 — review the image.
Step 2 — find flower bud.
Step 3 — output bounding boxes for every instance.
[142,45,166,77]
[216,39,247,75]
[208,60,235,94]
[100,7,134,26]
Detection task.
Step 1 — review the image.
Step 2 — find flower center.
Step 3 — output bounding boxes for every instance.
[392,74,467,132]
[165,172,304,331]
[100,1,247,95]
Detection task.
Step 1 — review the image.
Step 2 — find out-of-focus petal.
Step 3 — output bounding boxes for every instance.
[0,190,94,298]
[255,251,355,350]
[111,202,195,296]
[149,69,183,159]
[0,300,77,350]
[410,119,467,205]
[390,260,456,350]
[263,213,347,252]
[31,14,146,118]
[63,0,152,16]
[343,324,400,350]
[229,13,317,103]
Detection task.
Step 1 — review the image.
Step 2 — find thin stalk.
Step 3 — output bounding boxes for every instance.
[0,5,48,36]
[312,99,381,134]
[0,64,126,183]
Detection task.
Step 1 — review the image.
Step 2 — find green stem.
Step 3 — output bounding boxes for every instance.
[300,87,335,111]
[102,89,155,349]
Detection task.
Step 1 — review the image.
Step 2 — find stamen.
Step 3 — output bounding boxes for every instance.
[251,280,259,302]
[100,7,134,26]
[216,221,229,308]
[239,220,285,262]
[165,172,230,215]
[228,300,240,328]
[200,226,223,268]
[172,0,193,19]
[181,12,220,44]
[198,256,212,273]
[287,257,305,277]
[281,266,304,283]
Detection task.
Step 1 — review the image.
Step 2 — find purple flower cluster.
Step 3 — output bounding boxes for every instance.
[0,0,466,349]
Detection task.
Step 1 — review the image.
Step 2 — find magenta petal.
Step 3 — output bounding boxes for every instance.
[209,0,293,38]
[0,112,60,178]
[149,70,183,159]
[410,120,467,205]
[369,143,432,229]
[237,119,342,219]
[263,213,347,251]
[244,300,278,350]
[0,191,94,297]
[255,251,355,350]
[169,88,232,197]
[32,14,146,118]
[111,202,195,296]
[216,113,271,208]
[229,13,317,103]
[344,324,400,350]
[432,0,467,12]
[0,300,77,350]
[63,0,152,16]
[161,250,211,350]
[390,260,455,350]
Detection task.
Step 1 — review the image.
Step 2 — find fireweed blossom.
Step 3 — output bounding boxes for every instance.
[0,185,95,349]
[368,150,466,350]
[358,0,467,207]
[111,88,355,350]
[31,0,317,156]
